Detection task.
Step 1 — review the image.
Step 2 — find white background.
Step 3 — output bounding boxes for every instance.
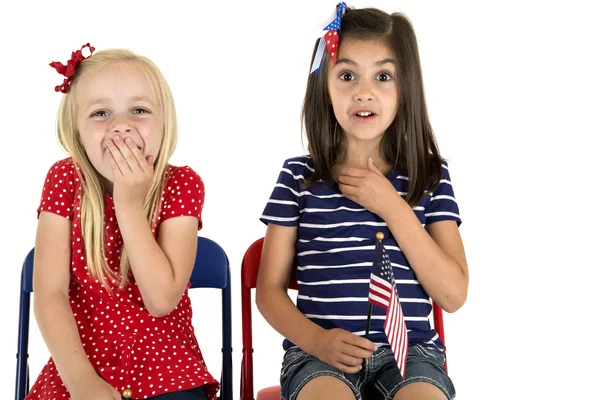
[1,1,598,399]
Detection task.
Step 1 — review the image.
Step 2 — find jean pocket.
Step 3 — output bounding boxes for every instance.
[413,344,446,367]
[280,346,309,378]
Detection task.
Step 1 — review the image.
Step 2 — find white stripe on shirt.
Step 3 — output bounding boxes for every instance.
[300,206,366,213]
[300,221,388,229]
[260,215,301,222]
[297,262,409,271]
[298,245,402,256]
[298,237,370,243]
[424,211,460,219]
[288,161,315,172]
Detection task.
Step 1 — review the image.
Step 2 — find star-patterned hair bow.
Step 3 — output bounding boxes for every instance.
[49,43,95,93]
[310,2,351,74]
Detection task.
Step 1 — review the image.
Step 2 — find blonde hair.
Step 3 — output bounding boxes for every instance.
[56,49,177,289]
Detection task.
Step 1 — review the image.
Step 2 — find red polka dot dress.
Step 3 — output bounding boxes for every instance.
[26,158,219,400]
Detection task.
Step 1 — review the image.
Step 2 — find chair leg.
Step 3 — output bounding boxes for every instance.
[16,277,31,400]
[26,364,30,395]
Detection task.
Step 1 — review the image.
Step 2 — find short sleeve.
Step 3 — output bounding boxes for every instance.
[425,161,462,226]
[160,166,205,229]
[260,159,302,227]
[37,158,77,220]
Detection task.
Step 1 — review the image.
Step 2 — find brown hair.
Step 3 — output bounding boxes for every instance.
[302,8,443,206]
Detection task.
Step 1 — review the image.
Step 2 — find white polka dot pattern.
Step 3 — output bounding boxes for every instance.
[28,158,218,400]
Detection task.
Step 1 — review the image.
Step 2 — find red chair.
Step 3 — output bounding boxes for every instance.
[240,238,447,400]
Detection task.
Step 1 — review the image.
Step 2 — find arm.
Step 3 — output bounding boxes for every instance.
[107,137,199,317]
[255,224,322,351]
[117,210,198,317]
[34,212,120,399]
[382,203,469,313]
[338,158,468,313]
[256,223,375,373]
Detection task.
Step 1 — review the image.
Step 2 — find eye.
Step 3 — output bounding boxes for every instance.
[376,72,393,82]
[90,110,109,118]
[338,72,356,82]
[132,107,150,115]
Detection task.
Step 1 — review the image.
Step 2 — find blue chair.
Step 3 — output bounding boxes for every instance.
[15,236,233,400]
[15,249,33,400]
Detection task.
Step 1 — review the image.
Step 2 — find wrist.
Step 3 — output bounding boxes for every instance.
[115,203,145,220]
[380,195,409,222]
[301,325,326,356]
[62,363,97,391]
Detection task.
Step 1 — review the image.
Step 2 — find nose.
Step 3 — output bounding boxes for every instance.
[111,117,133,134]
[111,125,132,134]
[354,80,374,102]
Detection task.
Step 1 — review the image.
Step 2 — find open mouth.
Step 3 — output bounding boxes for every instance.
[354,111,377,120]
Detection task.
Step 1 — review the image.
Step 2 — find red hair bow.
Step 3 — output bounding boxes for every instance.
[49,43,95,93]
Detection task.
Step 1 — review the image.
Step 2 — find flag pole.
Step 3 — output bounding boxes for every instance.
[365,303,373,340]
[365,232,384,340]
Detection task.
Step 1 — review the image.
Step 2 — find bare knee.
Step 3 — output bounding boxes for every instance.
[393,381,447,400]
[297,375,355,400]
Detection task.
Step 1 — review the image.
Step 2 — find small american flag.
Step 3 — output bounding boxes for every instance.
[368,236,408,377]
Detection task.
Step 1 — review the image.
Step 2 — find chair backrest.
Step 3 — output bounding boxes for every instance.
[15,249,34,400]
[15,236,232,400]
[240,237,447,400]
[194,236,233,400]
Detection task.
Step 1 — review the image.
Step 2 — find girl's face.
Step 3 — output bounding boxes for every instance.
[75,62,164,183]
[327,38,399,147]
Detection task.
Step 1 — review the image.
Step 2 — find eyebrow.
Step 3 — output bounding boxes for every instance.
[336,58,397,67]
[85,96,154,109]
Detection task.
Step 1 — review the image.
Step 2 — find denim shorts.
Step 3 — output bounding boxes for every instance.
[280,345,455,400]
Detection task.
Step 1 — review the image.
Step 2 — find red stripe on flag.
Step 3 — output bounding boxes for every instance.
[382,286,408,376]
[369,275,392,292]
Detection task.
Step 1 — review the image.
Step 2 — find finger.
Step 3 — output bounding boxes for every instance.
[338,183,358,197]
[339,187,362,205]
[341,344,374,359]
[341,167,368,178]
[113,136,142,172]
[367,157,385,177]
[336,352,363,366]
[106,146,126,177]
[338,174,362,187]
[339,191,359,205]
[124,137,149,172]
[333,361,363,374]
[344,334,378,352]
[107,139,133,174]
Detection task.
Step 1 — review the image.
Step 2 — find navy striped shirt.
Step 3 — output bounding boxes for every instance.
[261,156,461,351]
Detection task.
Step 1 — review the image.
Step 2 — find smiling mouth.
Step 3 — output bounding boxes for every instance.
[354,111,377,120]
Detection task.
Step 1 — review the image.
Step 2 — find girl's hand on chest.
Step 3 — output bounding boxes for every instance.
[336,157,404,218]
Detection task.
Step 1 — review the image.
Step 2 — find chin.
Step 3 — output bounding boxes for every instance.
[87,159,111,181]
[348,132,385,142]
